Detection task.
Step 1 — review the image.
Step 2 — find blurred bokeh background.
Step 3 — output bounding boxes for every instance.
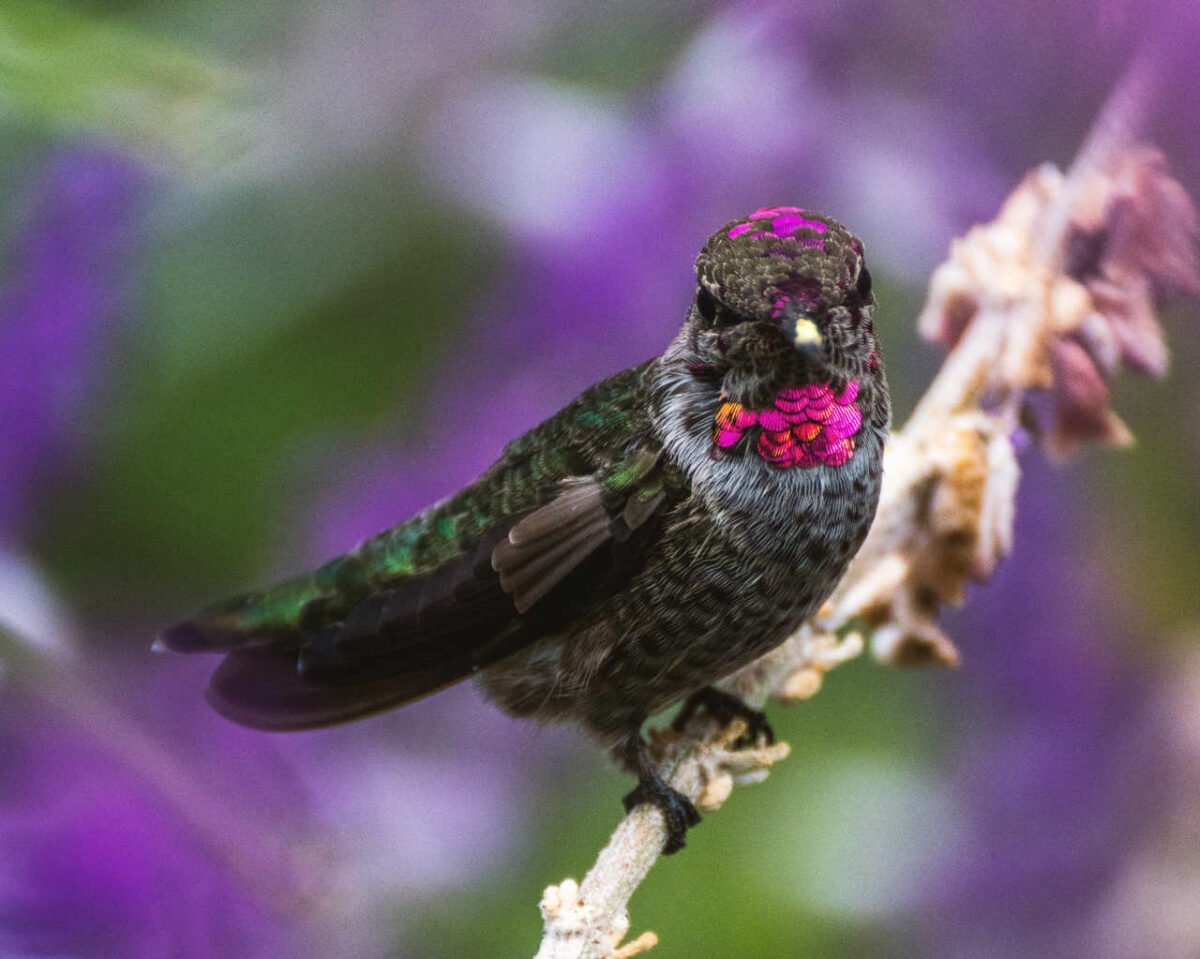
[1,1,1198,957]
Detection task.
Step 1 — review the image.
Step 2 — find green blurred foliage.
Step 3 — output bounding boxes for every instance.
[0,0,252,168]
[1097,302,1200,632]
[42,167,500,612]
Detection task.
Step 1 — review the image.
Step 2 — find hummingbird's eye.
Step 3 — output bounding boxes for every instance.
[696,286,718,323]
[855,266,873,299]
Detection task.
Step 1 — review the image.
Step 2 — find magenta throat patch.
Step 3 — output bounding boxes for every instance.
[713,380,862,468]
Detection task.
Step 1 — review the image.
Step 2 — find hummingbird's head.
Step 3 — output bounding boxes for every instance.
[682,207,880,405]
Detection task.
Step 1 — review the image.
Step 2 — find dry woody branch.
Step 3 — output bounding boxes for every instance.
[535,58,1199,959]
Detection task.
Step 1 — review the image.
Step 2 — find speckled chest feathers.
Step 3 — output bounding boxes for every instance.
[162,205,890,854]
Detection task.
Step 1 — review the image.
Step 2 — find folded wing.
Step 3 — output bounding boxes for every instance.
[192,452,671,730]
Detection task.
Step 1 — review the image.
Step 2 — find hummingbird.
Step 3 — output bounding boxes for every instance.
[159,207,890,853]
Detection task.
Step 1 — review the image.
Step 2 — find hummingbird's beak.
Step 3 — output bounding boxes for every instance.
[791,316,823,356]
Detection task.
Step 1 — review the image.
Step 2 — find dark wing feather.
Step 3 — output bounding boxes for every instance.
[492,480,613,612]
[205,458,672,731]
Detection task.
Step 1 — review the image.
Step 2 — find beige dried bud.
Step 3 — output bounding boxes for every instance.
[774,630,864,702]
[871,619,961,668]
[539,879,595,936]
[613,932,659,959]
[922,417,1018,596]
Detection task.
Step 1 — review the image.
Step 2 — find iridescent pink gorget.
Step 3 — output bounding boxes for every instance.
[713,380,862,468]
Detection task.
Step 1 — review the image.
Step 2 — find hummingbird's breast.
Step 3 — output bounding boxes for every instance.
[479,364,887,748]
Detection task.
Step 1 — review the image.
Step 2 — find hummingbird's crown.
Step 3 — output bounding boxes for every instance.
[696,206,868,323]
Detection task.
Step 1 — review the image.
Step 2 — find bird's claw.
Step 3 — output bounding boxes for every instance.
[673,687,775,747]
[622,776,701,855]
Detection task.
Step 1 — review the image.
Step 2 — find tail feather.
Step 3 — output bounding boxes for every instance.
[206,642,489,731]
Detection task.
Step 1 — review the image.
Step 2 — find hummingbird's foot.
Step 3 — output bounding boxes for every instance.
[618,734,701,854]
[673,687,775,747]
[622,775,701,855]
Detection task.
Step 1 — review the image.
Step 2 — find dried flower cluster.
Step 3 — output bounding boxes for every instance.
[535,85,1199,958]
[919,147,1200,455]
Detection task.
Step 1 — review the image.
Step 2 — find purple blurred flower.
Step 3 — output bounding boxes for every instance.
[921,461,1159,958]
[0,147,146,544]
[0,613,551,958]
[0,658,324,959]
[267,1,554,170]
[280,683,569,901]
